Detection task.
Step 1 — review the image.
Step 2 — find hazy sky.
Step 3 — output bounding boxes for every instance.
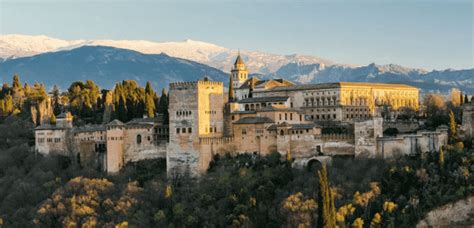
[0,0,472,70]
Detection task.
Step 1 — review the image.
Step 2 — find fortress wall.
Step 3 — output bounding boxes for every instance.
[377,129,448,158]
[35,129,70,156]
[383,120,420,133]
[123,126,166,162]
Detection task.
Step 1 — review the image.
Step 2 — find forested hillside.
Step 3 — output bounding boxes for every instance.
[0,114,472,227]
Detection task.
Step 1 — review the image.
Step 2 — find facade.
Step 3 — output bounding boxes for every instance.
[167,79,225,176]
[252,82,419,122]
[462,100,474,139]
[35,114,168,173]
[35,54,446,177]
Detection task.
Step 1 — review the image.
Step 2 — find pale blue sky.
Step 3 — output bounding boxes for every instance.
[0,0,472,70]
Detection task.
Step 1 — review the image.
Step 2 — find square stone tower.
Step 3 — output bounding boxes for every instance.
[167,78,224,176]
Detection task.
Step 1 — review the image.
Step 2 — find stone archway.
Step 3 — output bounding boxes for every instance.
[307,158,323,171]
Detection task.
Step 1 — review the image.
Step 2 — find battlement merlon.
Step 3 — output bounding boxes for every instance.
[169,81,198,90]
[169,80,224,90]
[197,80,224,87]
[199,136,234,145]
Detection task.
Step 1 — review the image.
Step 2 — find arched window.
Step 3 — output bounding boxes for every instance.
[137,134,142,144]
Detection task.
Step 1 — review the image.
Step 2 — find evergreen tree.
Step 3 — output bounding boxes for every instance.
[317,165,336,228]
[117,96,127,121]
[448,110,457,143]
[144,82,156,118]
[12,74,21,89]
[464,94,469,104]
[157,88,169,124]
[24,83,31,95]
[4,95,14,115]
[50,114,57,125]
[0,99,5,116]
[439,146,444,168]
[52,85,61,115]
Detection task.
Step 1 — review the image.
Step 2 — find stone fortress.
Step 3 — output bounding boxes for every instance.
[35,54,448,176]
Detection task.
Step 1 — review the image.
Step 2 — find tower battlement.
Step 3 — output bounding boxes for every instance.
[197,80,223,87]
[169,80,223,90]
[199,136,234,145]
[169,81,198,90]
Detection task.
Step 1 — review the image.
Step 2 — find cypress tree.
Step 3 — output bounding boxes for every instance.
[50,114,57,125]
[317,164,336,228]
[439,146,445,168]
[449,110,457,143]
[0,99,4,116]
[12,74,21,89]
[4,95,13,114]
[145,82,156,118]
[464,94,469,104]
[158,88,169,124]
[52,85,61,115]
[117,96,127,122]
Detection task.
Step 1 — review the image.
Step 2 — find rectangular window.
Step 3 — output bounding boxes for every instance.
[285,113,288,120]
[177,128,180,134]
[290,113,293,120]
[188,128,192,133]
[242,129,247,135]
[279,114,282,120]
[182,128,186,133]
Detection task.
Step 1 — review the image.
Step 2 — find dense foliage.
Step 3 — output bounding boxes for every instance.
[0,116,471,227]
[0,75,48,118]
[0,76,472,227]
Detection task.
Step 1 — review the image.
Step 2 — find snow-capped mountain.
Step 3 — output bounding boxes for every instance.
[0,34,472,93]
[0,34,335,74]
[270,62,473,93]
[0,46,228,90]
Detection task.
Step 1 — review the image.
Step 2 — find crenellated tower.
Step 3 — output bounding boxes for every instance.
[167,78,225,176]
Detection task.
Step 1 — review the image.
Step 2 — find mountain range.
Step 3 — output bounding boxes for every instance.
[0,34,472,93]
[0,45,228,90]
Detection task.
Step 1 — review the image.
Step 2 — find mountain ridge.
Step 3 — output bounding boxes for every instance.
[0,34,472,93]
[0,45,228,90]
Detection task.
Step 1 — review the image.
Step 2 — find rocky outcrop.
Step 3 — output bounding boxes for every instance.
[416,196,474,227]
[29,97,53,126]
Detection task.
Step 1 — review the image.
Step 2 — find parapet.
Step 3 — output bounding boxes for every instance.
[199,136,234,145]
[197,80,223,87]
[169,79,223,90]
[169,81,198,90]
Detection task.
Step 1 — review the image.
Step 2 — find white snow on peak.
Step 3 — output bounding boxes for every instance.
[0,34,335,73]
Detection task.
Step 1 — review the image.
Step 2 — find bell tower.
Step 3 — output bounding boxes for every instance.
[230,52,248,95]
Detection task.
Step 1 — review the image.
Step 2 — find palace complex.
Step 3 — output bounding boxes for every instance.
[35,54,448,176]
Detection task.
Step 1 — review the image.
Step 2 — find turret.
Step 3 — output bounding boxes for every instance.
[230,52,248,99]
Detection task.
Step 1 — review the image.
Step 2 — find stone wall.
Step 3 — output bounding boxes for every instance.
[123,126,167,162]
[376,127,448,158]
[354,118,384,157]
[167,80,225,176]
[383,120,420,133]
[462,102,473,138]
[319,134,355,155]
[35,128,70,156]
